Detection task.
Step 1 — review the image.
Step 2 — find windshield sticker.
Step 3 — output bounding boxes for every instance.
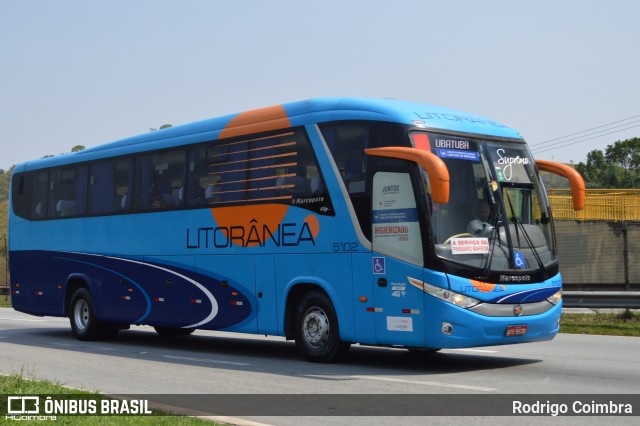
[434,137,471,150]
[373,257,386,274]
[432,136,479,161]
[372,172,423,265]
[514,251,526,269]
[436,148,480,161]
[451,237,489,255]
[490,148,532,183]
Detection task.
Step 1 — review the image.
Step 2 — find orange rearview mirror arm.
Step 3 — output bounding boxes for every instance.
[536,159,585,210]
[365,147,450,204]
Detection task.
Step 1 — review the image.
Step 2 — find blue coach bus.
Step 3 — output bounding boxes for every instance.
[8,98,584,362]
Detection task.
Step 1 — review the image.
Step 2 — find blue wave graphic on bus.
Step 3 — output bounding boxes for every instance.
[55,255,153,324]
[490,287,560,304]
[12,251,254,329]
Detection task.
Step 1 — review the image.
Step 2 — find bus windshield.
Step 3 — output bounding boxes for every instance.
[417,132,556,279]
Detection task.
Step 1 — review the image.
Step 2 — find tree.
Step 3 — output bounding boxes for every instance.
[0,168,11,201]
[71,145,86,152]
[605,138,640,171]
[150,124,173,131]
[576,137,640,188]
[575,150,607,187]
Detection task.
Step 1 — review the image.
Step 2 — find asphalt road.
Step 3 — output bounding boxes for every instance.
[1,307,639,425]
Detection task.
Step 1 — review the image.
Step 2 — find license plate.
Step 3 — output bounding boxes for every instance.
[505,325,528,337]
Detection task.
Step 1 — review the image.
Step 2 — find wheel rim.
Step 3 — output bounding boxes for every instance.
[73,299,89,332]
[302,307,329,348]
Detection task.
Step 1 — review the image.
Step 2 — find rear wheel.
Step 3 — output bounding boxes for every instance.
[154,326,196,336]
[69,288,118,340]
[294,291,350,363]
[407,347,441,353]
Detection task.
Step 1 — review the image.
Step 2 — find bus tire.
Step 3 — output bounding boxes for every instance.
[407,347,441,353]
[294,291,350,363]
[69,288,118,341]
[154,326,196,336]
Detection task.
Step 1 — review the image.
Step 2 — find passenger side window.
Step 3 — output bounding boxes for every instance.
[320,125,368,195]
[187,128,333,215]
[49,166,87,217]
[31,171,49,219]
[134,150,185,211]
[89,159,133,215]
[320,122,409,239]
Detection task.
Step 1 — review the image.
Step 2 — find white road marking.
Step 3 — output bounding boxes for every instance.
[350,375,497,392]
[0,317,48,322]
[162,355,251,366]
[51,342,116,351]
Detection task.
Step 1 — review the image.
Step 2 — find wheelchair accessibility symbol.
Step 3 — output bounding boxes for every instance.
[514,251,525,269]
[373,257,386,274]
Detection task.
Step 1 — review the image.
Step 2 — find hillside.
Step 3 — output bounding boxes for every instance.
[540,169,571,189]
[1,200,6,239]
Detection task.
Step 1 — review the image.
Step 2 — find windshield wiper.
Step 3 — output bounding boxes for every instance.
[480,210,502,280]
[504,191,546,275]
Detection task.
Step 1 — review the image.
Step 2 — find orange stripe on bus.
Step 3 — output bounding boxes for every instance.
[211,162,298,175]
[208,141,297,159]
[211,204,289,247]
[219,105,291,139]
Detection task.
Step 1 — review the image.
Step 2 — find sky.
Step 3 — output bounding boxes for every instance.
[1,0,639,170]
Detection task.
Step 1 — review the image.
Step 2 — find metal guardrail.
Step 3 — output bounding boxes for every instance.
[548,189,640,221]
[563,291,640,309]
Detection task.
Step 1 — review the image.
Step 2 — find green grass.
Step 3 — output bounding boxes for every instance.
[0,369,219,424]
[0,295,9,308]
[560,310,640,337]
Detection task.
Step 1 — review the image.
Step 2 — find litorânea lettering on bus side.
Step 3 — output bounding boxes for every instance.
[186,219,316,249]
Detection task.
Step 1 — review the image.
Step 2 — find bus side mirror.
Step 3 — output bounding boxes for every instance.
[365,147,450,204]
[535,159,585,210]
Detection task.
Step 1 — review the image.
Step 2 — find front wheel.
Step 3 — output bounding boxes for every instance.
[69,288,118,340]
[294,291,350,363]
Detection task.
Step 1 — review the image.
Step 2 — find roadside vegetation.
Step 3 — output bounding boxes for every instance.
[1,369,219,424]
[0,296,10,308]
[560,310,640,337]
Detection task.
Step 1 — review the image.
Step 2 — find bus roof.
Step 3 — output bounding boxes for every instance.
[18,97,523,170]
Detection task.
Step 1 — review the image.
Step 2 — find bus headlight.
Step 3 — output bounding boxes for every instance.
[546,290,562,305]
[422,282,481,309]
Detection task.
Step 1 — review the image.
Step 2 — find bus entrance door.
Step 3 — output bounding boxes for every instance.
[372,254,425,346]
[371,171,426,346]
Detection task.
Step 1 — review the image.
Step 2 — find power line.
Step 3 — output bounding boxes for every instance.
[530,119,640,150]
[530,113,640,147]
[531,124,640,155]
